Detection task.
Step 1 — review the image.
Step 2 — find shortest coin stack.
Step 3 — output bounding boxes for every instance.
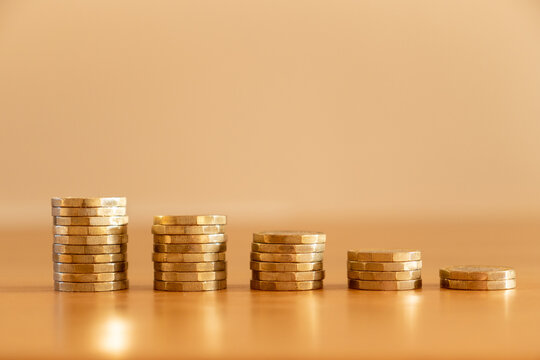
[440,265,516,290]
[347,249,422,291]
[152,215,227,292]
[250,231,326,291]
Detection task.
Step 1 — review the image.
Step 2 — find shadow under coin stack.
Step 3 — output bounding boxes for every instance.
[250,231,326,291]
[347,249,422,291]
[51,197,129,292]
[440,265,516,290]
[152,215,227,291]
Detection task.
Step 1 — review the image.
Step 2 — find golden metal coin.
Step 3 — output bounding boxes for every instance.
[53,225,127,235]
[153,234,227,244]
[154,261,226,272]
[252,270,325,281]
[439,265,516,281]
[250,252,323,263]
[154,271,226,282]
[348,260,422,272]
[54,216,129,226]
[152,225,224,235]
[53,272,128,282]
[348,279,422,291]
[440,278,516,290]
[52,207,127,217]
[348,270,422,281]
[250,280,323,291]
[53,253,126,263]
[53,262,128,273]
[250,261,323,272]
[153,243,226,253]
[54,234,128,245]
[154,280,227,292]
[152,252,225,263]
[347,249,421,262]
[51,197,127,208]
[153,215,227,225]
[251,243,325,254]
[53,243,127,254]
[253,231,326,244]
[54,280,129,292]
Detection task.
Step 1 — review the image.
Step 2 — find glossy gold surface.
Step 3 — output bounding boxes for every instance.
[153,215,227,225]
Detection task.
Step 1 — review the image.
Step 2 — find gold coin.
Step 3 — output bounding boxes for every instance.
[153,215,227,225]
[52,207,127,217]
[153,234,227,244]
[152,252,225,263]
[348,279,422,291]
[251,243,325,254]
[53,253,126,263]
[253,231,326,244]
[250,261,323,272]
[250,280,323,291]
[439,265,516,281]
[347,270,422,281]
[53,272,128,282]
[51,197,127,208]
[347,249,421,262]
[54,234,128,245]
[252,270,325,281]
[53,244,127,254]
[154,261,226,272]
[54,216,129,226]
[153,243,226,253]
[53,262,128,273]
[250,252,323,263]
[154,280,227,292]
[53,225,127,235]
[154,271,226,281]
[54,280,129,292]
[348,260,422,272]
[151,225,224,235]
[440,278,516,290]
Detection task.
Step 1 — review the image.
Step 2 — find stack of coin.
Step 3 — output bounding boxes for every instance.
[440,265,516,290]
[250,231,326,291]
[347,249,422,290]
[51,197,129,292]
[152,215,227,291]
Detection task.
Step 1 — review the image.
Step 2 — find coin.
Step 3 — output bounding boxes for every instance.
[53,253,126,263]
[52,207,127,217]
[153,243,226,253]
[250,261,323,272]
[347,270,422,281]
[154,261,226,272]
[250,280,323,291]
[251,243,325,254]
[51,197,127,207]
[54,234,128,245]
[347,250,421,262]
[54,216,129,226]
[439,265,516,281]
[250,252,323,263]
[153,215,227,225]
[348,279,422,291]
[348,260,422,272]
[53,225,127,235]
[53,272,128,282]
[154,271,226,281]
[54,280,129,292]
[53,262,128,273]
[153,234,227,244]
[440,278,516,290]
[252,270,325,281]
[152,225,224,235]
[53,244,127,254]
[154,280,227,291]
[253,231,326,244]
[152,252,225,263]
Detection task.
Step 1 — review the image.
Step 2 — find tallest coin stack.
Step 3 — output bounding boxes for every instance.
[51,197,129,292]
